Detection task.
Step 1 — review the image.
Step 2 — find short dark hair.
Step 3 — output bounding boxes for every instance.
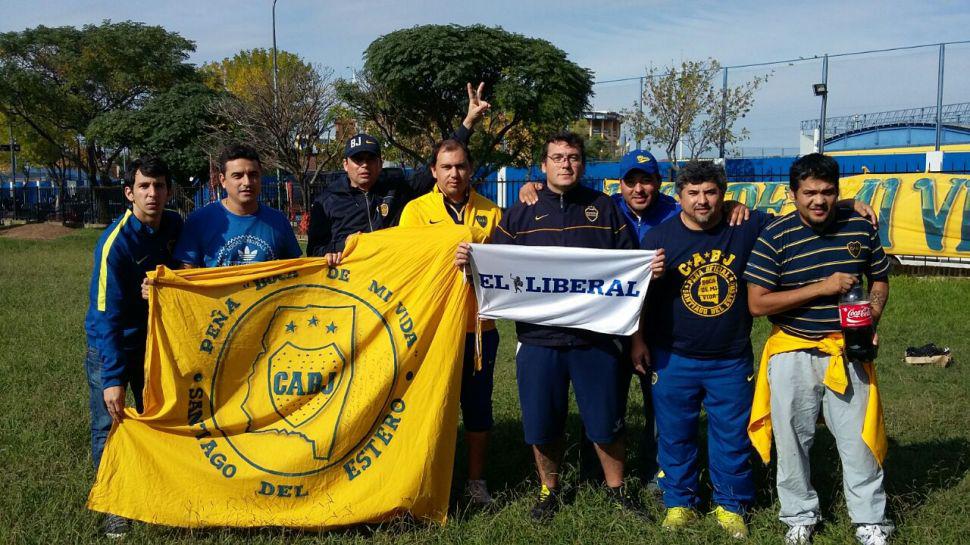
[790,153,839,192]
[542,132,586,165]
[675,160,727,194]
[217,143,262,174]
[124,155,171,189]
[431,139,473,167]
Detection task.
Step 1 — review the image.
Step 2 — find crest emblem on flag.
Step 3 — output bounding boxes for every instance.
[475,215,487,228]
[267,341,347,428]
[211,289,398,477]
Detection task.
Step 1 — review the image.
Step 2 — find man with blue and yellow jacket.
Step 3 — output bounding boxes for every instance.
[83,156,182,537]
[399,138,502,505]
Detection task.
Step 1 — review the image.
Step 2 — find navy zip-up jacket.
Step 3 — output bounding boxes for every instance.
[84,209,183,388]
[493,184,637,347]
[306,124,471,256]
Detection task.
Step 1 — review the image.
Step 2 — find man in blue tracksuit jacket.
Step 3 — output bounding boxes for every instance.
[83,156,182,537]
[602,150,678,486]
[482,132,663,521]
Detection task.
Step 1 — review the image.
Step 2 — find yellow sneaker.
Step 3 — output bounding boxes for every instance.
[661,507,698,530]
[713,506,748,539]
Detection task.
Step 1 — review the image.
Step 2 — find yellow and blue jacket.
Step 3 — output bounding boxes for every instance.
[84,209,182,388]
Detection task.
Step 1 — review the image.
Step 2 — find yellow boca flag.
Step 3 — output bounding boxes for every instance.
[87,225,473,528]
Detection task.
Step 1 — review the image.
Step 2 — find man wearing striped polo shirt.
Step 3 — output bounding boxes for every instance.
[745,153,892,545]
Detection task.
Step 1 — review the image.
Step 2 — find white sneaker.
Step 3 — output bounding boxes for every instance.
[855,524,892,545]
[465,479,493,505]
[784,524,815,545]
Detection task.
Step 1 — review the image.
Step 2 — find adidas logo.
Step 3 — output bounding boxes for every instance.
[238,245,258,263]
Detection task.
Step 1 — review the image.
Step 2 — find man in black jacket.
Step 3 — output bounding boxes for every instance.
[307,83,490,264]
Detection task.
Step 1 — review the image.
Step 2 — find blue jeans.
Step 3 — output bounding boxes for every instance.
[85,343,143,470]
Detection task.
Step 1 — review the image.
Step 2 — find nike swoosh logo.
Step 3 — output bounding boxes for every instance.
[430,220,443,224]
[135,256,149,265]
[747,374,754,382]
[534,214,549,221]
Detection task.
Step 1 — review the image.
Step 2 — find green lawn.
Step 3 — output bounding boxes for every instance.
[1,228,969,544]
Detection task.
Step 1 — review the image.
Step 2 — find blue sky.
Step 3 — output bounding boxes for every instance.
[4,0,970,152]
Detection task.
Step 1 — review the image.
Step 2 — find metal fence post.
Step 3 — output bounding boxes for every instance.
[637,76,644,149]
[935,43,945,151]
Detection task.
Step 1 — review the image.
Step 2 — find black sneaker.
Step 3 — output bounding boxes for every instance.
[606,485,646,517]
[529,485,562,522]
[103,514,130,539]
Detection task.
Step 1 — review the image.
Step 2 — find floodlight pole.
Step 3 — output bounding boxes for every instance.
[935,43,945,151]
[637,76,644,149]
[719,67,728,159]
[8,119,16,185]
[272,0,282,210]
[818,54,829,154]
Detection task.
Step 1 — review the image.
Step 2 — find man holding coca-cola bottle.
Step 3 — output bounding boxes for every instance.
[744,153,892,545]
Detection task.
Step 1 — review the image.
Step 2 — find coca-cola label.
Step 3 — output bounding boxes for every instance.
[839,302,873,328]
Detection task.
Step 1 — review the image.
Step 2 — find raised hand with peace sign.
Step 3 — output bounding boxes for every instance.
[462,81,491,129]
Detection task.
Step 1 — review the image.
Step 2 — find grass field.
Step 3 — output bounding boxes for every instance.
[1,227,969,544]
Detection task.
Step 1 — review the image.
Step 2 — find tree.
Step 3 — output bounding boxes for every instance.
[203,48,341,211]
[1,111,78,220]
[0,20,197,220]
[338,24,593,175]
[623,59,767,178]
[0,21,197,185]
[88,82,223,187]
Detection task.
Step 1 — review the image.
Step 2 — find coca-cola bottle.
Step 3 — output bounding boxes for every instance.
[839,278,877,363]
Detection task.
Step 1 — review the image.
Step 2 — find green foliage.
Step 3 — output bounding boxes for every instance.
[0,111,71,179]
[0,20,198,191]
[2,231,970,544]
[87,83,223,187]
[201,48,310,100]
[339,24,593,172]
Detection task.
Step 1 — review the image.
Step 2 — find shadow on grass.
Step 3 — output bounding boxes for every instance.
[884,436,970,520]
[745,428,970,524]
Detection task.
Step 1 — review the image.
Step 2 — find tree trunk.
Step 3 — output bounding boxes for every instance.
[85,142,110,223]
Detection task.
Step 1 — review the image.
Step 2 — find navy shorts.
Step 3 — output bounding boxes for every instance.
[516,341,626,445]
[460,329,499,432]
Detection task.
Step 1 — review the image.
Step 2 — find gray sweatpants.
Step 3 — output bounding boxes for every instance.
[767,349,888,526]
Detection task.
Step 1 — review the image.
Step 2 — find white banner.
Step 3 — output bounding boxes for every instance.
[467,244,656,336]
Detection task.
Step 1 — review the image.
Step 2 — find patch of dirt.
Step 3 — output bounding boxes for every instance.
[0,222,78,240]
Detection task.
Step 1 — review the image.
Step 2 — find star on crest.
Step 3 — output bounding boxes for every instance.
[326,321,337,333]
[308,315,319,326]
[285,320,296,333]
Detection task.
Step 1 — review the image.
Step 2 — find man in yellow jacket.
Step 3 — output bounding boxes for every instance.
[399,139,502,505]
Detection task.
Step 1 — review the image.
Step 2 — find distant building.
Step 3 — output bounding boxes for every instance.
[583,110,623,145]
